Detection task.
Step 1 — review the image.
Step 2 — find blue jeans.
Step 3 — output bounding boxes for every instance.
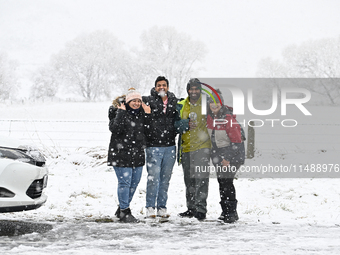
[145,146,176,209]
[114,166,143,210]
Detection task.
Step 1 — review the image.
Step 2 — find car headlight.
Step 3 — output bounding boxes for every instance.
[0,146,46,167]
[18,145,46,165]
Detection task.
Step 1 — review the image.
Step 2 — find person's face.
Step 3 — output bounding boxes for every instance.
[128,99,142,109]
[188,86,201,101]
[210,102,222,114]
[155,80,168,96]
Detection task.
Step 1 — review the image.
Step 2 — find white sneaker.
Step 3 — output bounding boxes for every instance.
[146,207,156,218]
[157,208,170,218]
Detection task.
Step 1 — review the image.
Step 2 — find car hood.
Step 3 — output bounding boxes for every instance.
[0,135,46,166]
[0,135,25,149]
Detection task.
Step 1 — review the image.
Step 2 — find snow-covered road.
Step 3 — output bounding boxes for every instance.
[1,219,339,254]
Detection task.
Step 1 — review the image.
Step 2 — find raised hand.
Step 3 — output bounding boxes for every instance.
[117,102,126,110]
[142,102,151,114]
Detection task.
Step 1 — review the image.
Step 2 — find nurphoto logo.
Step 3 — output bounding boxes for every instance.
[199,78,312,128]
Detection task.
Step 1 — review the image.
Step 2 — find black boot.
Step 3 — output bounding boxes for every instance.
[119,208,140,223]
[178,209,195,218]
[115,205,120,218]
[220,200,239,223]
[194,211,206,221]
[218,212,225,221]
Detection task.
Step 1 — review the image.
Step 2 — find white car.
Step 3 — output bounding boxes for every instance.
[0,136,48,213]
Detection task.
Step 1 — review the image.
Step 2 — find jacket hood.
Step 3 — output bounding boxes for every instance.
[112,95,126,108]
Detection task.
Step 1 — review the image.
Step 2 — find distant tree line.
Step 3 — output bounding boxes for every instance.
[2,31,340,105]
[29,26,207,101]
[0,26,206,101]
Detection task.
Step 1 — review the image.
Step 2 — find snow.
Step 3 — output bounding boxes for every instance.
[0,101,340,254]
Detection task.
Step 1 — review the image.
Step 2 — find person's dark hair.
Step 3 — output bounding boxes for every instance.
[155,76,169,87]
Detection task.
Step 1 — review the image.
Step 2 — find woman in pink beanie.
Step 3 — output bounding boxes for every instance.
[107,88,151,223]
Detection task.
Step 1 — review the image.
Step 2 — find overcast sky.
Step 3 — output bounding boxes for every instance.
[1,0,340,82]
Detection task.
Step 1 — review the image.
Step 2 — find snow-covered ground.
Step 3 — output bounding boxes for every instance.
[0,101,340,254]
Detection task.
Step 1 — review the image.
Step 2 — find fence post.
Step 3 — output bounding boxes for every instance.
[9,120,12,136]
[247,121,255,159]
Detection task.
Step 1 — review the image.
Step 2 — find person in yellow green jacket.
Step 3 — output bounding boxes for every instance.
[175,78,211,220]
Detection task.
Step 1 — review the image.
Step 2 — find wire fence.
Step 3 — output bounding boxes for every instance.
[0,120,111,151]
[1,120,340,154]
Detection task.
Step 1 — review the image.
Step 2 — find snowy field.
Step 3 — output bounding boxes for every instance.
[0,101,340,254]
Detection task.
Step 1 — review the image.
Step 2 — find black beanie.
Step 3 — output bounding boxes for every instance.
[207,88,224,105]
[186,78,202,92]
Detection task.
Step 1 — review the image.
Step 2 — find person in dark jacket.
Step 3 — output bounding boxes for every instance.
[142,76,178,218]
[108,88,151,223]
[175,78,211,221]
[206,89,245,223]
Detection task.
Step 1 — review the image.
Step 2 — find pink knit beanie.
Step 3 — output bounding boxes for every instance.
[125,88,142,103]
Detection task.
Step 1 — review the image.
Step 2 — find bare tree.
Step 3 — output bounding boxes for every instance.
[282,38,340,105]
[29,28,208,100]
[51,30,130,101]
[138,26,207,97]
[0,52,18,100]
[256,36,340,105]
[30,66,58,99]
